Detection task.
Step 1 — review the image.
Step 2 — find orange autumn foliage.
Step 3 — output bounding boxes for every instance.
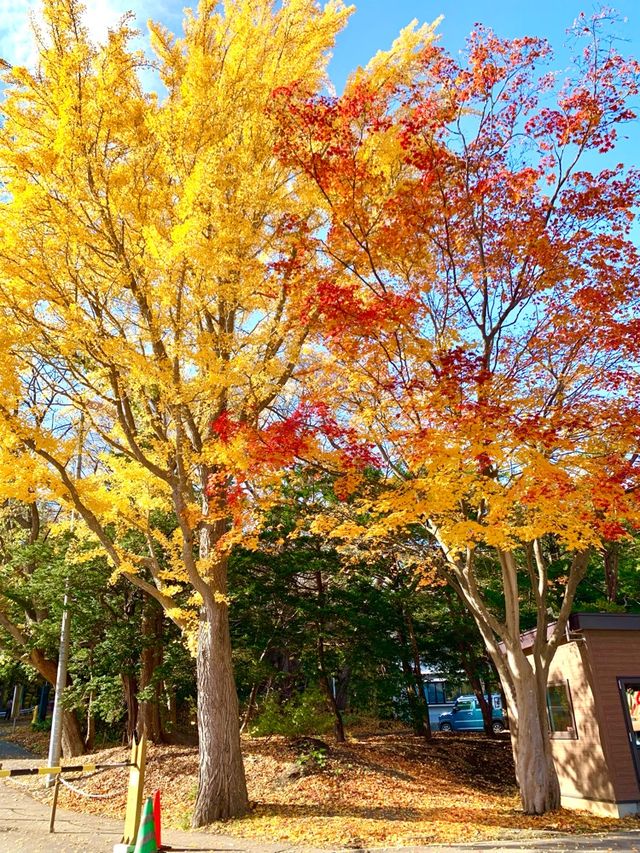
[271,13,640,816]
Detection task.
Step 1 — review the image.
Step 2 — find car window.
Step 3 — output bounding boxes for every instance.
[456,699,473,711]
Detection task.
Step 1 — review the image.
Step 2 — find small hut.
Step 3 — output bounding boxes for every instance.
[521,612,640,816]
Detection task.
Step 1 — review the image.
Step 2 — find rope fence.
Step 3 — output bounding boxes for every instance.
[0,733,147,842]
[0,759,133,833]
[59,773,126,800]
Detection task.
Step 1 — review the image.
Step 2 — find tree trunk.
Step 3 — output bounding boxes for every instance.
[404,608,432,740]
[122,673,138,743]
[85,647,95,751]
[240,683,260,734]
[603,541,619,602]
[165,685,178,732]
[438,542,588,816]
[334,666,351,712]
[138,597,163,743]
[397,622,430,737]
[314,571,346,742]
[61,709,85,757]
[85,691,95,752]
[191,533,248,827]
[28,649,84,757]
[318,671,346,742]
[504,654,560,814]
[469,673,494,737]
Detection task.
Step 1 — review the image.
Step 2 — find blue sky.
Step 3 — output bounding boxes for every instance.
[1,0,638,162]
[331,1,640,89]
[2,1,639,77]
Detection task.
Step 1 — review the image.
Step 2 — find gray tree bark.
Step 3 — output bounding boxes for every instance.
[502,650,561,813]
[61,709,85,758]
[192,592,248,825]
[191,510,248,826]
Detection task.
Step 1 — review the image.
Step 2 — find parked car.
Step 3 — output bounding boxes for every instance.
[438,694,506,734]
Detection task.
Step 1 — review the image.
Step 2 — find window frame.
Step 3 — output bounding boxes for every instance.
[617,676,640,786]
[546,679,578,740]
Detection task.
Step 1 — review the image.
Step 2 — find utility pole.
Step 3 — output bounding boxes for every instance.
[46,414,84,785]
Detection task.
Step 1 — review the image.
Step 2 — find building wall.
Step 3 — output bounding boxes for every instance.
[584,629,640,805]
[546,640,618,812]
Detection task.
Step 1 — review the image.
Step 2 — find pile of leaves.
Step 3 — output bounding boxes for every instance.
[9,728,640,847]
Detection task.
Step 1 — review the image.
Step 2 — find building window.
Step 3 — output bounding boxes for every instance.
[546,681,578,739]
[426,681,447,704]
[617,678,640,784]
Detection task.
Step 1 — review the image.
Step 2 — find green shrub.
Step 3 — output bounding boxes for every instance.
[31,719,52,732]
[249,687,333,737]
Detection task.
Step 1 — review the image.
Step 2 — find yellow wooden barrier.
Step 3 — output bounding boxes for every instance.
[113,734,148,853]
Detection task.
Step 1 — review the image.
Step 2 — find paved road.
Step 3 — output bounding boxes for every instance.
[0,728,35,760]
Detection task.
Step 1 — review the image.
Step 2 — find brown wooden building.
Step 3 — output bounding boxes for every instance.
[522,613,640,816]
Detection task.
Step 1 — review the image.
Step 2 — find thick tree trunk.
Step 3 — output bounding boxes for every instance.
[187,469,248,825]
[505,655,560,814]
[61,709,85,757]
[190,520,248,824]
[192,599,249,825]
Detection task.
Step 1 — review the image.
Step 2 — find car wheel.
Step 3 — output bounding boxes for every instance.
[439,722,453,732]
[491,720,505,734]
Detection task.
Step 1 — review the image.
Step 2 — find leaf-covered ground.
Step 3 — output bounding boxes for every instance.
[5,725,640,848]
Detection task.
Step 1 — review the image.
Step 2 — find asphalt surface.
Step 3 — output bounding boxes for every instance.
[1,731,640,852]
[0,726,36,759]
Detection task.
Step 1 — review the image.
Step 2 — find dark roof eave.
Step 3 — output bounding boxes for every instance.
[569,612,640,632]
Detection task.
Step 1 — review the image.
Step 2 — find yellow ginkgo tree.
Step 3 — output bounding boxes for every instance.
[0,0,351,823]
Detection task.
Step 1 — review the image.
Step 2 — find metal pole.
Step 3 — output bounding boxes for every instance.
[49,773,61,833]
[46,414,84,787]
[46,594,71,786]
[10,684,22,720]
